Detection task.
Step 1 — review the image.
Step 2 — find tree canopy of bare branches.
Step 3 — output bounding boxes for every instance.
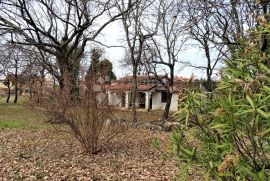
[143,0,186,122]
[0,0,134,99]
[117,0,161,123]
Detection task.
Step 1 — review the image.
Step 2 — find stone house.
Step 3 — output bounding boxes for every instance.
[106,75,200,112]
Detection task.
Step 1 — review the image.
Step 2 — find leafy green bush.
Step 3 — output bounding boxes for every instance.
[172,37,270,179]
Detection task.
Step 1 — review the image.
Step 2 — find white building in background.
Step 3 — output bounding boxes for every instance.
[0,79,10,95]
[106,75,202,112]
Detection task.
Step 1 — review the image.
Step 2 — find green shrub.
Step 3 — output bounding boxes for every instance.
[172,35,270,179]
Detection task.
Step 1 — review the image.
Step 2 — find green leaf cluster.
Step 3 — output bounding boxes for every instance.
[172,33,270,180]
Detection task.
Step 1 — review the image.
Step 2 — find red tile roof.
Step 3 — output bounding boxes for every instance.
[106,82,157,91]
[106,75,195,92]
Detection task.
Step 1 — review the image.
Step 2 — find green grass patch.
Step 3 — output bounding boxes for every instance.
[0,96,50,129]
[0,120,26,128]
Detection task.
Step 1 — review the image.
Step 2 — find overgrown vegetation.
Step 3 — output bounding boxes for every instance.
[1,0,270,179]
[172,26,270,179]
[64,91,127,154]
[34,76,127,154]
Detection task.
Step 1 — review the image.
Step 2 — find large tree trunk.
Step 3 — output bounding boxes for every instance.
[162,91,172,122]
[68,64,80,101]
[39,68,45,100]
[205,70,214,92]
[162,67,174,124]
[14,83,18,103]
[58,70,80,101]
[6,84,11,103]
[204,42,214,92]
[230,0,242,40]
[57,51,80,101]
[131,66,138,124]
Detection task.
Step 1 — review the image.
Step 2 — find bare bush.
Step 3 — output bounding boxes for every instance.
[32,76,127,154]
[38,90,70,124]
[66,93,125,154]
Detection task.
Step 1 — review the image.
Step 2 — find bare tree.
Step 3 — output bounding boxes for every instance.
[175,0,264,91]
[179,0,226,91]
[0,46,13,103]
[0,0,134,99]
[143,0,186,123]
[0,43,30,103]
[116,0,161,123]
[200,0,257,55]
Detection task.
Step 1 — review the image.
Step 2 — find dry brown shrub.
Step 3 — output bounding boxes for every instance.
[31,76,127,154]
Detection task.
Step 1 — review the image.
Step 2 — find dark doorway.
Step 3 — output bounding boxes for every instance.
[149,94,152,110]
[161,91,168,103]
[121,92,125,107]
[129,92,132,108]
[139,92,146,108]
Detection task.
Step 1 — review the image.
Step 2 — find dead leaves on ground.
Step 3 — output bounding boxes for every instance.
[0,128,178,180]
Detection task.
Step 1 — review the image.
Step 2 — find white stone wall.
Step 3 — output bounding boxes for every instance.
[151,92,178,112]
[107,90,179,112]
[170,94,179,112]
[107,91,121,106]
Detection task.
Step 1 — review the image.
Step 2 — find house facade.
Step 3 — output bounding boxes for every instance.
[0,75,55,96]
[106,75,200,112]
[0,79,13,95]
[0,80,8,95]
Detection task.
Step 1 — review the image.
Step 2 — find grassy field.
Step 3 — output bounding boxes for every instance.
[0,96,49,129]
[0,95,173,129]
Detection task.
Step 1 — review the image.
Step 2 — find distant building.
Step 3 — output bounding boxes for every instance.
[0,75,54,96]
[106,75,203,112]
[21,77,54,96]
[0,80,8,95]
[0,79,13,95]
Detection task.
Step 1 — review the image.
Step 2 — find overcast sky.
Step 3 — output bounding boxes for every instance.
[98,20,223,80]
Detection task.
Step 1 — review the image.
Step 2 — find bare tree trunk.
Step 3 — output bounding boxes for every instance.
[69,65,80,100]
[14,60,18,104]
[6,85,11,103]
[205,44,214,92]
[57,53,80,101]
[14,84,18,103]
[131,67,138,124]
[230,0,242,40]
[117,0,160,124]
[261,2,270,61]
[205,73,214,91]
[162,92,172,121]
[39,68,45,99]
[162,66,174,123]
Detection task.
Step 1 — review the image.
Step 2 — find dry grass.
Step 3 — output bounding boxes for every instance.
[114,109,176,122]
